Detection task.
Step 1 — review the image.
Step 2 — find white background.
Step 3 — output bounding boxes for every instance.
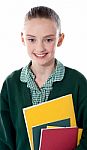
[0,0,87,90]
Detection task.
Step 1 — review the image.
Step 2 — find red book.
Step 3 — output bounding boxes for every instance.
[39,127,78,150]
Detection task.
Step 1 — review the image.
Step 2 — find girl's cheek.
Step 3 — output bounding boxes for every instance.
[49,43,56,50]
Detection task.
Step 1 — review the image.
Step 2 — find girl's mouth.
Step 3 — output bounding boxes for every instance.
[34,53,48,58]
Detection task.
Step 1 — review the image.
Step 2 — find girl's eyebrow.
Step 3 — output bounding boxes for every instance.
[26,34,36,37]
[43,34,56,38]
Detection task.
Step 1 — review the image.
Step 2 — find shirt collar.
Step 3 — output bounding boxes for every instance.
[20,59,65,85]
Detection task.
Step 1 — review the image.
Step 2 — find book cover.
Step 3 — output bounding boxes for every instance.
[23,94,76,150]
[47,126,83,145]
[39,127,78,150]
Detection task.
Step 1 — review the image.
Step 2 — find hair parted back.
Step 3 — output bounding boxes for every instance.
[24,6,61,34]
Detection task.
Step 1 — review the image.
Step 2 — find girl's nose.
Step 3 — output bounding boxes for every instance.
[36,41,45,53]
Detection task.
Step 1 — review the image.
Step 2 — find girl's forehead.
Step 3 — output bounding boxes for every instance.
[24,18,58,35]
[24,18,57,25]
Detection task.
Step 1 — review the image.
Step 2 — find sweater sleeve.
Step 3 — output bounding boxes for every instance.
[0,80,16,150]
[75,74,87,150]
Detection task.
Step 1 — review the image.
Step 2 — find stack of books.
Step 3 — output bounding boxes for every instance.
[23,94,82,150]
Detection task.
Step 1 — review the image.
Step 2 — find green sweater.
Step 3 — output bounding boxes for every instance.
[0,66,87,150]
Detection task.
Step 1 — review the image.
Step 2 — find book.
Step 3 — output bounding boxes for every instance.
[23,94,76,150]
[33,118,70,150]
[39,127,78,150]
[47,126,83,145]
[77,128,83,145]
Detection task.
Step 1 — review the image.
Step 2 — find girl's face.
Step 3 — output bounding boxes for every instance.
[21,18,63,67]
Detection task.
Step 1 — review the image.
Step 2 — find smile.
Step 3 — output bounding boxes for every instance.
[34,53,47,57]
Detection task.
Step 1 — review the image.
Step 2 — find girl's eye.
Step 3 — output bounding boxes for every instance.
[28,39,36,43]
[45,38,54,43]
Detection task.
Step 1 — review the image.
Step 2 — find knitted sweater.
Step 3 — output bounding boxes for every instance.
[0,66,87,150]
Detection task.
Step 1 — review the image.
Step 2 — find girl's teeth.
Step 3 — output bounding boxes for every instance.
[36,54,46,57]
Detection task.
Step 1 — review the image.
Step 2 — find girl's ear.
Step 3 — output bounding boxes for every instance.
[21,32,25,45]
[57,33,64,47]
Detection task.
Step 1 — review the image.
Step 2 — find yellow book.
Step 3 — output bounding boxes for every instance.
[77,128,83,145]
[23,94,76,150]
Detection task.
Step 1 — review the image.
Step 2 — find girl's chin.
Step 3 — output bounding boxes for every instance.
[32,58,55,67]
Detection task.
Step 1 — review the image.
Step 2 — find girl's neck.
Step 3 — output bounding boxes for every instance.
[30,59,56,88]
[31,59,55,77]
